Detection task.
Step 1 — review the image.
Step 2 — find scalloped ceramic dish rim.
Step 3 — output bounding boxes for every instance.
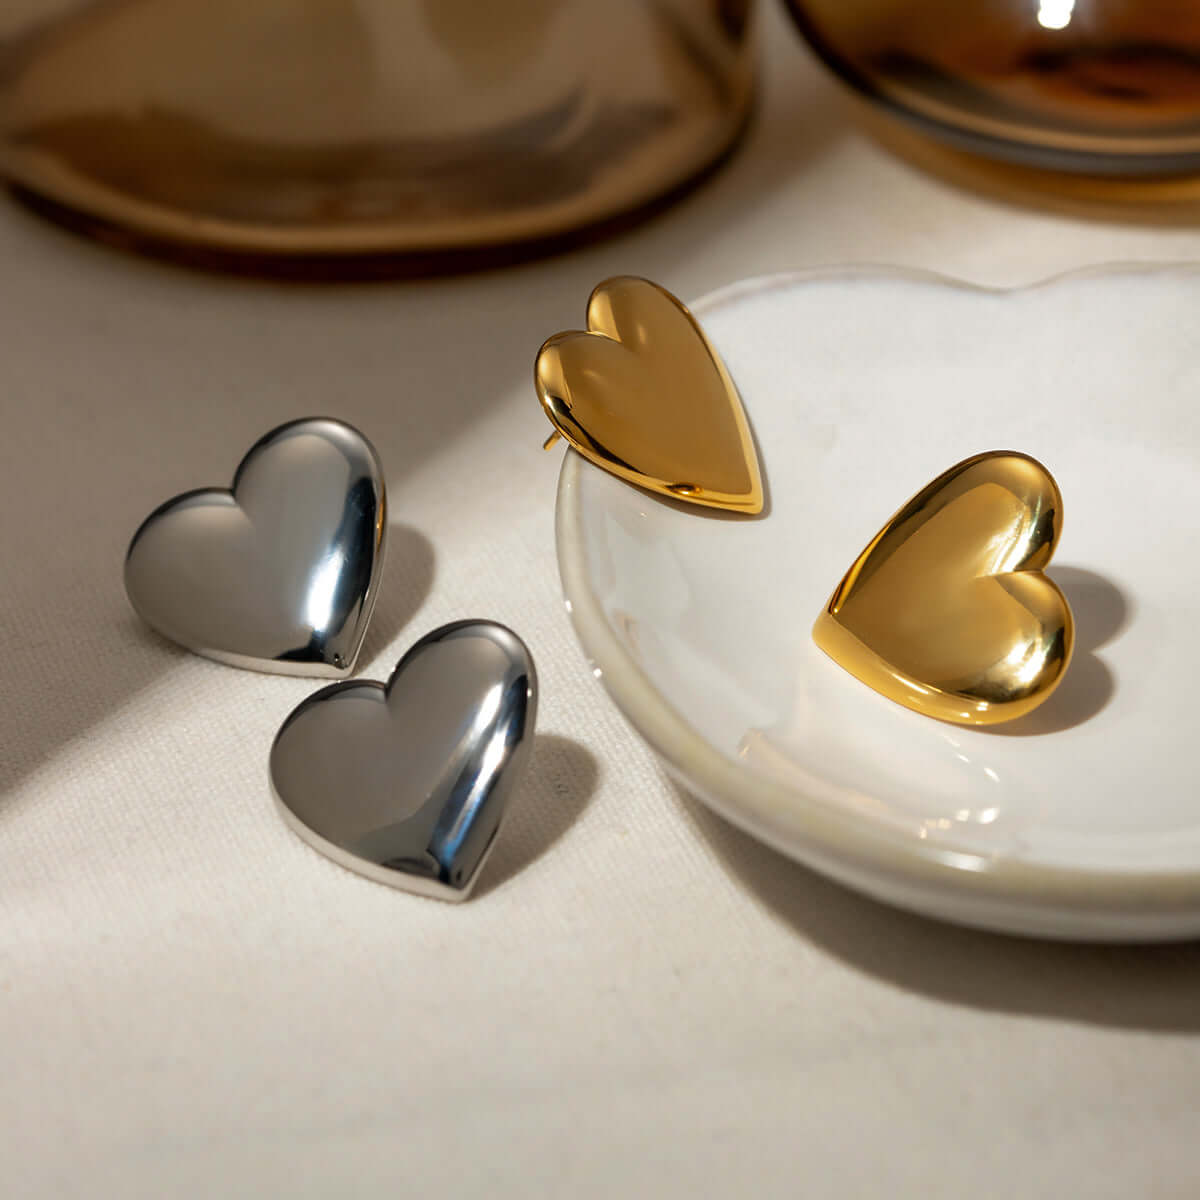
[554,262,1200,940]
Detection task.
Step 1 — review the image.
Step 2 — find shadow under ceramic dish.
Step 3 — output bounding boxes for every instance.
[987,565,1128,737]
[676,786,1200,1032]
[474,733,599,897]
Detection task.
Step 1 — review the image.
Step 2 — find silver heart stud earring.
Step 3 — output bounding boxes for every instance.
[269,620,537,901]
[125,417,386,677]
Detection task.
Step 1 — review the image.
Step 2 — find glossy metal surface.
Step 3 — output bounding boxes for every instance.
[270,621,537,901]
[556,266,1200,939]
[125,418,386,677]
[814,451,1074,726]
[536,276,763,514]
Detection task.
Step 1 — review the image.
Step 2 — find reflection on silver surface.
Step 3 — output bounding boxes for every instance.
[124,418,386,676]
[270,621,538,901]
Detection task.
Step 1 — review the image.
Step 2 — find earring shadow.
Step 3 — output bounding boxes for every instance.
[988,565,1129,736]
[357,523,436,672]
[474,733,599,897]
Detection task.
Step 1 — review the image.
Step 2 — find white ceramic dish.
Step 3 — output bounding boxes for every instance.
[555,265,1200,942]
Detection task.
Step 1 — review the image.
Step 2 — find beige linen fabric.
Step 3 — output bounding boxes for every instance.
[5,11,1200,1197]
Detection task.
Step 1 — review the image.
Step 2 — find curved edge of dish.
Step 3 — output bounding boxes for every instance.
[554,263,1200,942]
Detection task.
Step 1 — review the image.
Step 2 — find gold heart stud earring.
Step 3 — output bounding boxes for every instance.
[813,451,1075,726]
[535,276,764,514]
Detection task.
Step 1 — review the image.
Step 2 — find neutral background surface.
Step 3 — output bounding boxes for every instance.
[4,7,1200,1197]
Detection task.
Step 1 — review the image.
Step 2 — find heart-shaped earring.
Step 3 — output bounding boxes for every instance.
[813,451,1075,726]
[270,620,537,901]
[125,418,386,677]
[536,276,764,514]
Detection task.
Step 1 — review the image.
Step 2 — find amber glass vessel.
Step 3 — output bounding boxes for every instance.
[784,0,1200,174]
[0,0,755,262]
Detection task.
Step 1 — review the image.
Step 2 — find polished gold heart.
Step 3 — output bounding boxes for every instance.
[813,452,1075,726]
[535,276,763,513]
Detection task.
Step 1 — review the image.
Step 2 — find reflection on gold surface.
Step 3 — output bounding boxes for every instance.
[536,276,763,514]
[0,0,755,259]
[813,452,1074,726]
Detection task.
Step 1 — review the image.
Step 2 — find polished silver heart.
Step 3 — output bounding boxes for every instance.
[270,621,537,900]
[125,418,386,677]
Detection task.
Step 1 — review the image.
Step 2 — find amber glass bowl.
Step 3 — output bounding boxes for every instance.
[0,1,756,265]
[784,0,1200,175]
